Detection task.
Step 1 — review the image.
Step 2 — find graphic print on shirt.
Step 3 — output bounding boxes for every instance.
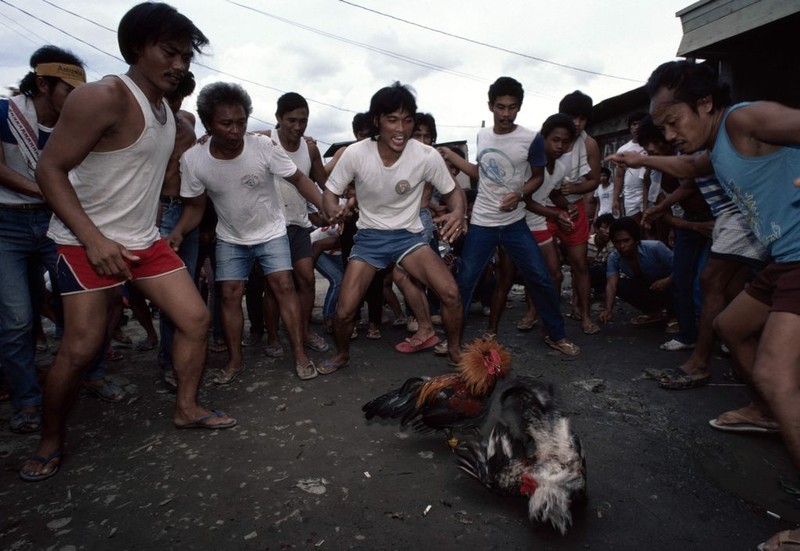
[726,178,780,246]
[241,174,259,189]
[478,147,516,191]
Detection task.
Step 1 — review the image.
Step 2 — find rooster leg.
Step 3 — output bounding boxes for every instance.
[445,429,459,450]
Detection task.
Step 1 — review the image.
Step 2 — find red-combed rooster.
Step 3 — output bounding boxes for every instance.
[362,337,512,447]
[455,377,587,535]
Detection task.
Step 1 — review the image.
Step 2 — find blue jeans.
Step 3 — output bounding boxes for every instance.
[671,223,711,344]
[158,200,199,371]
[0,208,57,410]
[457,219,565,340]
[315,252,343,319]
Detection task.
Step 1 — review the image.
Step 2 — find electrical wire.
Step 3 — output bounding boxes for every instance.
[338,0,644,83]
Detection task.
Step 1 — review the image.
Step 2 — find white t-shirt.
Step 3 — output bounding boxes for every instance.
[616,140,647,215]
[272,134,318,228]
[326,138,454,232]
[559,129,591,204]
[594,183,614,216]
[526,158,567,232]
[647,169,662,205]
[472,125,537,227]
[180,134,297,245]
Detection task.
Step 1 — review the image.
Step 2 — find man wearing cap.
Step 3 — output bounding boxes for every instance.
[0,45,86,435]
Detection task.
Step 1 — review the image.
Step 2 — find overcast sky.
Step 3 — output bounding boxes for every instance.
[0,0,692,157]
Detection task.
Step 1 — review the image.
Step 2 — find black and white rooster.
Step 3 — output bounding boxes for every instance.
[456,376,587,535]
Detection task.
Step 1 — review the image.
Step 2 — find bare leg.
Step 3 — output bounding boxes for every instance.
[677,259,749,376]
[220,280,246,376]
[566,243,598,333]
[325,260,377,367]
[713,290,773,421]
[21,288,116,478]
[293,257,316,337]
[752,311,800,468]
[263,285,281,348]
[393,264,435,345]
[400,247,462,363]
[134,270,233,427]
[265,271,310,368]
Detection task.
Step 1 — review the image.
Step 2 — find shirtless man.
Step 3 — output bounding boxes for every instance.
[20,3,235,483]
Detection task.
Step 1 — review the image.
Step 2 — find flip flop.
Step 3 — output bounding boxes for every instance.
[630,313,667,325]
[516,317,538,331]
[19,450,62,482]
[317,358,348,375]
[582,322,601,335]
[544,336,581,357]
[295,361,319,380]
[176,410,237,430]
[135,336,158,351]
[708,408,780,434]
[758,528,800,551]
[82,380,127,403]
[213,367,243,385]
[658,368,710,390]
[395,334,440,353]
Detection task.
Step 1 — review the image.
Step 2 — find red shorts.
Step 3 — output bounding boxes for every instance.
[546,200,590,246]
[745,261,800,314]
[531,229,553,245]
[56,239,185,295]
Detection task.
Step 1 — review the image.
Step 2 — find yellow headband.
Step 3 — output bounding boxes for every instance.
[35,62,86,88]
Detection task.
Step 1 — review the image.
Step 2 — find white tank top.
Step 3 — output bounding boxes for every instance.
[48,74,175,249]
[272,133,315,227]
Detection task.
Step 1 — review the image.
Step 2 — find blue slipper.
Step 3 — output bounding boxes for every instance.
[176,410,237,430]
[83,380,127,403]
[19,450,62,482]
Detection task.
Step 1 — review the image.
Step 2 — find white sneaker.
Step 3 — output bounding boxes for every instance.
[659,339,695,351]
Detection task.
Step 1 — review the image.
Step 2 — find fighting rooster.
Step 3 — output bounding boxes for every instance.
[456,377,587,535]
[362,337,512,447]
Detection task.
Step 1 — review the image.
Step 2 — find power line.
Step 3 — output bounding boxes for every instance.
[226,0,490,84]
[338,0,644,84]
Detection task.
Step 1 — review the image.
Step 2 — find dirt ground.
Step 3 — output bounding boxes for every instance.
[1,281,798,551]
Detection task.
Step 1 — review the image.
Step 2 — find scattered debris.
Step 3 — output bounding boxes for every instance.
[423,505,432,517]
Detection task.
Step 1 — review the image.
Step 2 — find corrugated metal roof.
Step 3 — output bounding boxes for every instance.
[676,0,800,57]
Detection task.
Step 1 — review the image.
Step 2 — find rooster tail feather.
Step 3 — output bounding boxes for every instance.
[362,377,425,421]
[527,480,573,535]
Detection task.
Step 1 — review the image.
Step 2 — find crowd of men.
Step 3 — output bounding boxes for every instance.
[1,3,798,548]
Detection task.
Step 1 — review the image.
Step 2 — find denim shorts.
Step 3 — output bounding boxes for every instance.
[350,228,427,270]
[215,236,293,280]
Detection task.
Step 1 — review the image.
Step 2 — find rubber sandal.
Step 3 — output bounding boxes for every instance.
[317,358,348,375]
[176,409,237,430]
[709,408,780,434]
[366,328,382,340]
[295,360,319,380]
[10,409,42,434]
[82,380,127,403]
[213,367,244,385]
[19,450,62,482]
[658,368,710,390]
[106,347,123,361]
[264,343,285,358]
[516,317,538,331]
[392,317,408,327]
[582,321,601,335]
[304,332,330,352]
[209,341,228,353]
[630,312,667,325]
[395,334,440,353]
[758,528,800,551]
[433,340,448,356]
[544,336,581,356]
[135,336,158,351]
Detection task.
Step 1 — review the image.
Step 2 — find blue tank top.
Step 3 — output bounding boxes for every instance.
[710,102,800,262]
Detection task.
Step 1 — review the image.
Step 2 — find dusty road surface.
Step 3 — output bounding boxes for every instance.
[1,284,797,550]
